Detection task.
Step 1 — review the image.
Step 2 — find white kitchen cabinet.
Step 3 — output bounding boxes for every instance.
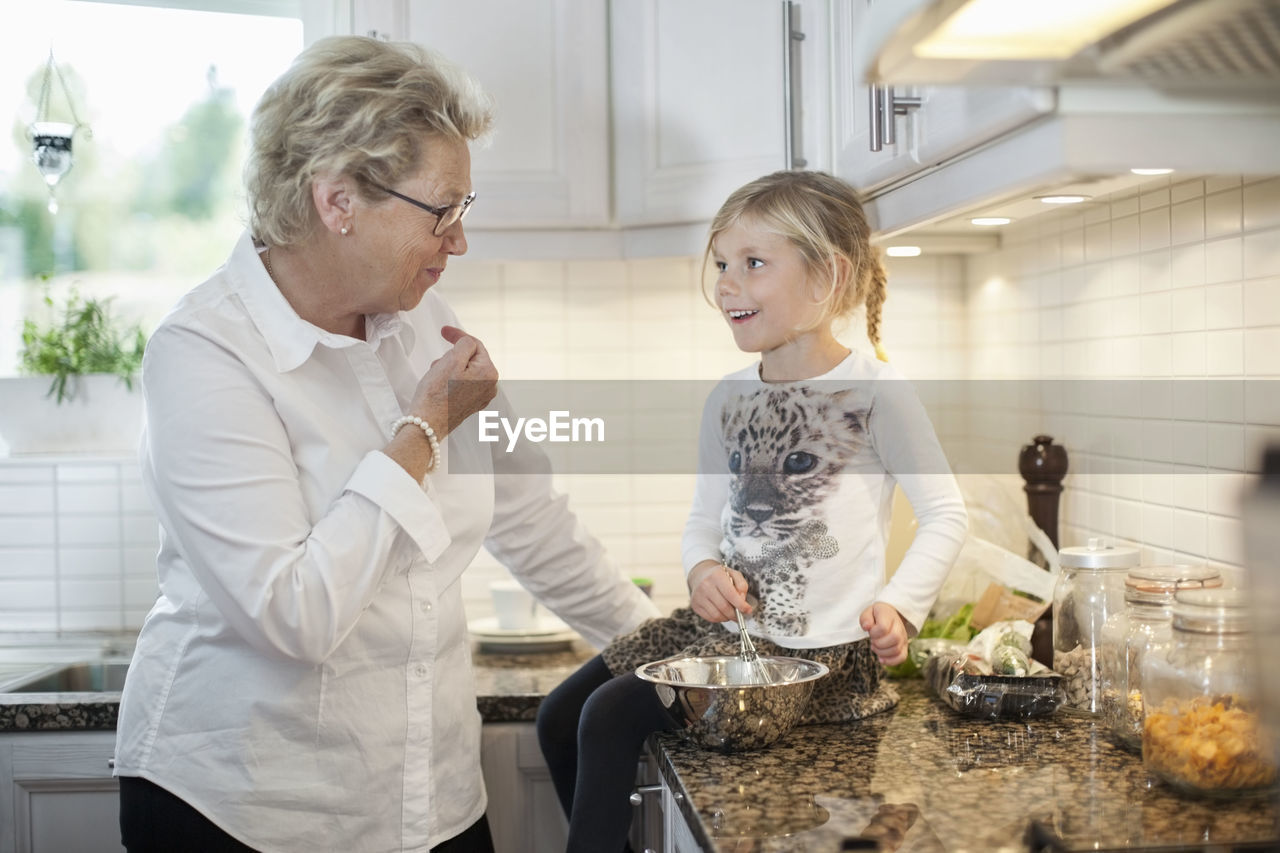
[305,0,832,253]
[833,0,1054,195]
[0,731,122,853]
[611,0,831,227]
[660,772,701,853]
[480,722,566,853]
[342,0,611,230]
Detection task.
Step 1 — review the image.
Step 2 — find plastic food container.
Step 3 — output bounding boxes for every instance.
[1053,539,1139,714]
[1099,565,1221,750]
[1141,588,1279,798]
[923,652,1063,720]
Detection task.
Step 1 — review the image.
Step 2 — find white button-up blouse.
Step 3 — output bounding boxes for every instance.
[114,231,660,852]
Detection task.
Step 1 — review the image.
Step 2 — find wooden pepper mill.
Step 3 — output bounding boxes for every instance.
[1019,434,1067,666]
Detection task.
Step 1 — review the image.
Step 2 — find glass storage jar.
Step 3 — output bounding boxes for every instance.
[1100,565,1222,750]
[1141,588,1279,798]
[1053,539,1139,714]
[1242,447,1280,781]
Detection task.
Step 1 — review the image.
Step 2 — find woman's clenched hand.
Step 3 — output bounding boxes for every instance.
[410,325,499,436]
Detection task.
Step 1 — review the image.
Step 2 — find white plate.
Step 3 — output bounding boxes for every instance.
[474,633,578,654]
[468,616,572,639]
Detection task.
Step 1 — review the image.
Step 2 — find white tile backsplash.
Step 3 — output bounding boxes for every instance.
[1205,236,1244,284]
[962,175,1279,574]
[0,458,155,632]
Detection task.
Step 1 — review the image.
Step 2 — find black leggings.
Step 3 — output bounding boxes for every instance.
[119,775,494,853]
[535,655,676,853]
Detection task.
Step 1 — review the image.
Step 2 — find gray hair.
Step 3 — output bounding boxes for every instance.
[245,36,493,247]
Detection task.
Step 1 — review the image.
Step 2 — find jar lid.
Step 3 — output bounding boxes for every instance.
[1060,538,1140,570]
[1172,588,1251,633]
[1125,565,1223,598]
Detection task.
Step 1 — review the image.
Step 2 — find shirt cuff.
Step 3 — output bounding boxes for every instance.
[347,451,452,563]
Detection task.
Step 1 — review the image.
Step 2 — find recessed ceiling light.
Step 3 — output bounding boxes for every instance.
[1036,194,1090,204]
[1130,168,1174,175]
[885,246,922,257]
[971,217,1012,226]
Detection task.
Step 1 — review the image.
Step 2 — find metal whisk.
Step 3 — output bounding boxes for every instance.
[734,606,772,685]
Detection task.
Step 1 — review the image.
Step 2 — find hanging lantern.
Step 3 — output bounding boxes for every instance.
[27,50,89,215]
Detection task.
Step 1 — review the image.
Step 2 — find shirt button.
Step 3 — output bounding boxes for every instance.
[420,600,432,612]
[415,664,428,678]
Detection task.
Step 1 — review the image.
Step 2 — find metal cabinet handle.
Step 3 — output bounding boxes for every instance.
[869,85,922,152]
[869,85,884,152]
[883,90,922,146]
[782,1,807,169]
[629,783,662,806]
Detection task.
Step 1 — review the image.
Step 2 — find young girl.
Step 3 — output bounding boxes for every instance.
[536,170,968,852]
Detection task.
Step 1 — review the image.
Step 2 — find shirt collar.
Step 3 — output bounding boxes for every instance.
[229,231,414,372]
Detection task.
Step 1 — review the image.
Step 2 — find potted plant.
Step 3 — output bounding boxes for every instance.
[0,290,148,455]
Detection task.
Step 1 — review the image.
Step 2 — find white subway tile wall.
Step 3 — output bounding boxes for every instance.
[963,175,1280,587]
[0,457,158,632]
[1,174,1274,632]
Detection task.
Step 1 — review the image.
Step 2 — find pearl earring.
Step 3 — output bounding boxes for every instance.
[340,226,350,236]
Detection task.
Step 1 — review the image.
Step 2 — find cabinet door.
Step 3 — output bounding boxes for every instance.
[834,0,1054,195]
[661,778,701,853]
[354,0,611,228]
[832,0,917,193]
[480,723,567,853]
[0,732,123,853]
[612,0,800,226]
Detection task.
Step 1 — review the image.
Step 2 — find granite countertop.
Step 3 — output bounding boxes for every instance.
[0,636,596,732]
[5,639,1277,852]
[653,680,1280,852]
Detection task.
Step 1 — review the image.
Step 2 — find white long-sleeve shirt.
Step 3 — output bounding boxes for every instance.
[682,352,967,647]
[114,231,659,852]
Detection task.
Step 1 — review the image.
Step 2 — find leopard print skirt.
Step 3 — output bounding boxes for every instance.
[601,607,898,724]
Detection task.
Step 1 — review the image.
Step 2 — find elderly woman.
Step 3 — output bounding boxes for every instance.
[113,36,658,853]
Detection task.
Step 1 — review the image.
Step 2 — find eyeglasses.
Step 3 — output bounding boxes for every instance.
[373,183,476,236]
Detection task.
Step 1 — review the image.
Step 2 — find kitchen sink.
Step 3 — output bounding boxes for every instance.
[0,661,130,693]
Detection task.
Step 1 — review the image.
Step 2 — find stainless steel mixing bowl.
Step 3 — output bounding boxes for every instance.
[635,655,829,753]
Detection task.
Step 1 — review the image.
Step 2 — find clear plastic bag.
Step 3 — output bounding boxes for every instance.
[923,621,1064,720]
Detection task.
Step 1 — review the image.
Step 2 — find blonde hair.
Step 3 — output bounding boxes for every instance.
[704,170,888,360]
[246,36,494,247]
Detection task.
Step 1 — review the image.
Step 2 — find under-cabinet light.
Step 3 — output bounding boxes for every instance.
[885,246,923,257]
[971,217,1012,226]
[1036,195,1090,204]
[1131,168,1174,175]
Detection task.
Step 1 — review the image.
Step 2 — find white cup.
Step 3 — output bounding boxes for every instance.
[490,580,540,630]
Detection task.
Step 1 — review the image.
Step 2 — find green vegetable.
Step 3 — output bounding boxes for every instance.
[996,629,1032,656]
[20,290,147,403]
[884,603,978,678]
[992,644,1030,676]
[936,603,977,642]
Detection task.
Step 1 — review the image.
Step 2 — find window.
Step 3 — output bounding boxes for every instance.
[0,0,304,374]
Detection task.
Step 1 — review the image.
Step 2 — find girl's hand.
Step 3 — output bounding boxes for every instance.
[688,561,750,623]
[859,602,908,666]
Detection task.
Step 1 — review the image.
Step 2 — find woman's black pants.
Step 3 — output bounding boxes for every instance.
[119,775,494,852]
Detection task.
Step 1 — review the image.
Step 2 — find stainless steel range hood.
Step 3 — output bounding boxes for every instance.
[863,0,1280,95]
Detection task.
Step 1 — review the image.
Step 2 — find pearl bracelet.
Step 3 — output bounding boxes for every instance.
[390,415,441,474]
